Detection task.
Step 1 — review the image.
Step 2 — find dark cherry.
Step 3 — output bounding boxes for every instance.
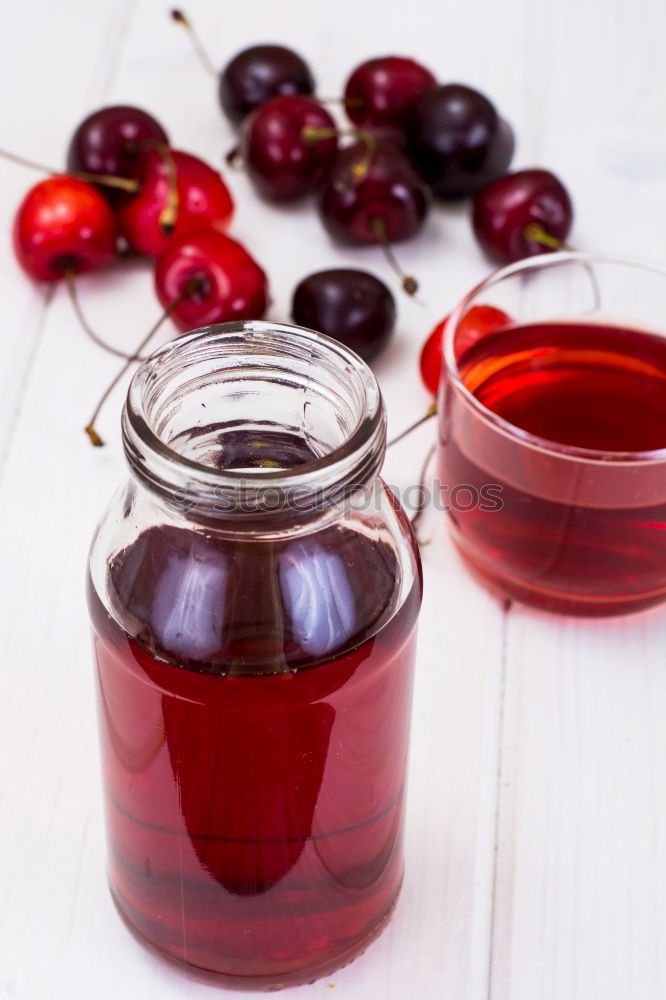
[292,269,396,361]
[155,230,268,332]
[472,168,573,264]
[318,141,430,245]
[419,304,511,393]
[118,148,234,257]
[13,176,117,281]
[409,84,514,198]
[240,96,337,201]
[219,45,315,125]
[344,56,436,138]
[66,106,169,203]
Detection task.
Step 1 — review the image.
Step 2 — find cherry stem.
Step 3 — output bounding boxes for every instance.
[387,400,437,448]
[170,9,218,77]
[225,144,241,167]
[84,283,196,447]
[157,145,179,235]
[523,222,563,250]
[410,444,436,540]
[133,138,179,234]
[522,224,598,306]
[0,147,139,191]
[370,217,419,297]
[65,270,136,360]
[300,126,339,142]
[302,126,377,188]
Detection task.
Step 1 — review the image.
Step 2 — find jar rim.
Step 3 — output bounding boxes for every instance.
[122,320,385,521]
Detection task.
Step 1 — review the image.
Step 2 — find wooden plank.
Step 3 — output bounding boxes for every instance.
[0,0,143,994]
[0,0,138,460]
[490,608,666,999]
[486,0,666,996]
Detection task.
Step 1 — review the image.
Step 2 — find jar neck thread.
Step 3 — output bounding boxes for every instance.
[122,321,386,528]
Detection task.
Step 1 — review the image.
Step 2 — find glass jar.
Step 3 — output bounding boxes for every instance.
[87,321,422,988]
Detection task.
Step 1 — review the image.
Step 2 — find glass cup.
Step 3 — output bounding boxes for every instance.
[438,251,666,616]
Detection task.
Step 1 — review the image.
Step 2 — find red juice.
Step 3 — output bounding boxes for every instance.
[89,520,420,987]
[439,320,666,614]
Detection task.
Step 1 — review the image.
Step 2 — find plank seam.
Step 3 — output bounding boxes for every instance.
[486,598,512,1000]
[99,0,139,98]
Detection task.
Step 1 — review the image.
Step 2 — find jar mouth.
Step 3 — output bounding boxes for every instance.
[122,321,385,521]
[443,250,666,465]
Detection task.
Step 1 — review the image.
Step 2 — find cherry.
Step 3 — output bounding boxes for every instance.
[318,141,430,292]
[344,56,436,138]
[292,269,395,361]
[409,84,514,198]
[220,44,315,125]
[472,168,573,264]
[118,148,234,257]
[419,321,446,393]
[240,96,337,201]
[419,304,511,393]
[154,230,269,332]
[66,105,168,203]
[13,176,117,281]
[171,11,315,124]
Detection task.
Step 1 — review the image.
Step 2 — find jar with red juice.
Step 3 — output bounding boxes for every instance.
[87,321,422,988]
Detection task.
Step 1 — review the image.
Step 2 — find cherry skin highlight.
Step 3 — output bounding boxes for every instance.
[154,230,268,332]
[419,304,511,393]
[219,44,315,125]
[472,168,573,263]
[409,84,514,198]
[344,56,436,138]
[292,269,396,361]
[66,105,168,202]
[318,141,430,245]
[241,96,337,201]
[118,148,234,257]
[13,176,117,281]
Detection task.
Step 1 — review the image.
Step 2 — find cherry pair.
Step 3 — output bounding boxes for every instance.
[12,105,268,333]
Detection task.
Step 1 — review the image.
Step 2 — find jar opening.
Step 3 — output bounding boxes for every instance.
[122,321,385,522]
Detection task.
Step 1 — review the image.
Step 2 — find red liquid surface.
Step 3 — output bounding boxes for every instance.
[439,321,666,614]
[89,520,419,987]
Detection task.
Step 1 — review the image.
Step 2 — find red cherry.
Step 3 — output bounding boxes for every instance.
[318,141,430,245]
[118,149,234,257]
[344,56,436,138]
[219,44,315,124]
[291,268,395,361]
[154,230,269,332]
[170,11,316,125]
[66,105,169,203]
[419,304,511,392]
[408,85,514,198]
[13,176,117,281]
[419,320,446,393]
[318,142,430,295]
[240,96,337,201]
[472,169,573,264]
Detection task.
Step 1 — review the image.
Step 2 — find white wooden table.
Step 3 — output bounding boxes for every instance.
[1,0,666,997]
